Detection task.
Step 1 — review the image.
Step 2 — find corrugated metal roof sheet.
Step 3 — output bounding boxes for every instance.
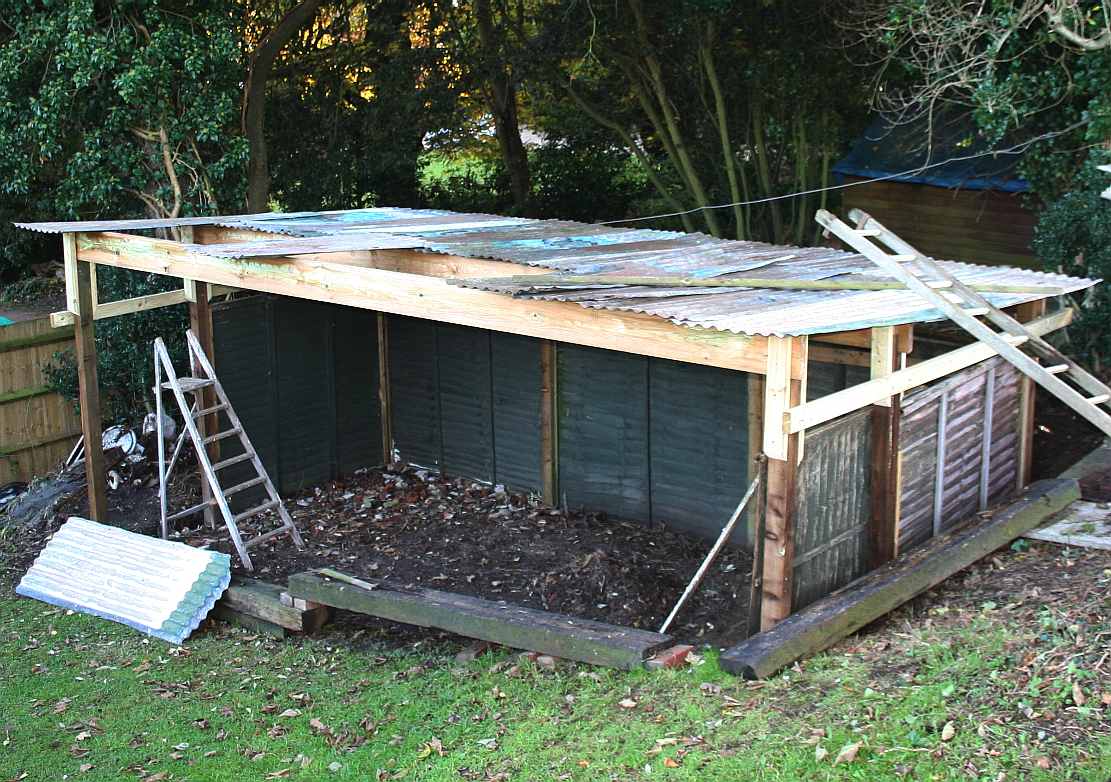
[16,517,230,643]
[14,206,1098,337]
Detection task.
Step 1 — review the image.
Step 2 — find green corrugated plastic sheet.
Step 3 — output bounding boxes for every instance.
[213,295,382,496]
[17,518,231,644]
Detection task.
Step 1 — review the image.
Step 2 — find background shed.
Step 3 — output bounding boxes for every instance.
[834,114,1037,268]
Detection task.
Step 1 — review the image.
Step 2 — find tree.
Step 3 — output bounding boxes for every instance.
[242,0,328,211]
[852,1,1111,367]
[531,0,867,241]
[0,0,248,413]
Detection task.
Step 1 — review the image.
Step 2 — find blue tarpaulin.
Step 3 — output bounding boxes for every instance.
[834,113,1029,193]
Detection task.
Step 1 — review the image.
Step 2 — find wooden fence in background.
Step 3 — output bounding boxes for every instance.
[0,315,81,484]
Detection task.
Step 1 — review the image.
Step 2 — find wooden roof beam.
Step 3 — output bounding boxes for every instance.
[75,231,798,378]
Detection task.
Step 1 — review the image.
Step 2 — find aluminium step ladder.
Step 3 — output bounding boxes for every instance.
[815,207,1111,439]
[153,330,304,570]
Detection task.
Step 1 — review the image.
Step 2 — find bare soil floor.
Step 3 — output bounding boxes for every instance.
[18,461,755,647]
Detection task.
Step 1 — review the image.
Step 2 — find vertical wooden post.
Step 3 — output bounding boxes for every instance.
[1014,300,1046,490]
[180,228,217,527]
[978,365,996,510]
[540,340,557,505]
[70,234,107,521]
[760,335,806,631]
[746,374,766,541]
[189,279,217,529]
[377,313,392,464]
[869,326,900,566]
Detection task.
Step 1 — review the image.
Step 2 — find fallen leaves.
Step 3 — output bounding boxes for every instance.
[618,698,638,710]
[277,708,301,719]
[416,737,444,758]
[1071,682,1085,707]
[833,742,861,765]
[52,698,71,715]
[940,721,956,742]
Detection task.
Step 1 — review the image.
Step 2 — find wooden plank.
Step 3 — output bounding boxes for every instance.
[786,308,1074,434]
[76,231,792,377]
[51,290,190,327]
[0,326,75,354]
[870,327,900,567]
[978,365,996,510]
[746,373,765,538]
[1014,300,1046,490]
[815,326,912,354]
[721,478,1079,679]
[287,571,673,670]
[63,233,80,316]
[760,336,805,630]
[932,391,950,536]
[216,577,328,633]
[73,255,106,521]
[539,339,557,505]
[377,313,393,463]
[482,274,1059,295]
[189,280,218,530]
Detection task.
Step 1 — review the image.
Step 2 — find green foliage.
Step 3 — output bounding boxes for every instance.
[45,268,188,423]
[1032,156,1111,373]
[267,0,464,212]
[0,0,248,282]
[0,0,245,417]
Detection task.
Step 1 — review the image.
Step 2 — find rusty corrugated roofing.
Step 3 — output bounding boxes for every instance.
[14,207,1097,337]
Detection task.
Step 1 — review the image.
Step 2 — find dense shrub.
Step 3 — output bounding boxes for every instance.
[1032,156,1111,375]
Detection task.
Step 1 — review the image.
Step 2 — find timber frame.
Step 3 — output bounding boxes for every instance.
[49,220,1068,635]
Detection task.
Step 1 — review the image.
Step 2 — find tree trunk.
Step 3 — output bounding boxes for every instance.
[474,0,531,215]
[243,0,326,212]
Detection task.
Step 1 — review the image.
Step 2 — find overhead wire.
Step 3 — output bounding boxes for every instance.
[597,119,1092,227]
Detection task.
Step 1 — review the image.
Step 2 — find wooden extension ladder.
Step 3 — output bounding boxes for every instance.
[816,207,1111,439]
[153,330,304,570]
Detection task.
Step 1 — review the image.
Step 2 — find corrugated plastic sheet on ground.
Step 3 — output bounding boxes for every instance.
[16,517,230,643]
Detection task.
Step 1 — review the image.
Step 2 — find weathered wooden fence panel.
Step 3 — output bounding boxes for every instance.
[792,408,873,610]
[897,356,1022,552]
[0,314,81,483]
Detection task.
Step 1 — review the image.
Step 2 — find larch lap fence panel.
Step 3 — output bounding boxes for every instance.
[387,314,859,548]
[388,316,543,491]
[0,315,81,483]
[840,177,1037,269]
[211,295,383,504]
[897,356,1023,552]
[791,408,874,611]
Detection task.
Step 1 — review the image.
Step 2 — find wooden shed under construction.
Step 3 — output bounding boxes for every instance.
[14,205,1098,654]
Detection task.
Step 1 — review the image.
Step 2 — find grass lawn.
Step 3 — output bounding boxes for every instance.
[1,543,1109,782]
